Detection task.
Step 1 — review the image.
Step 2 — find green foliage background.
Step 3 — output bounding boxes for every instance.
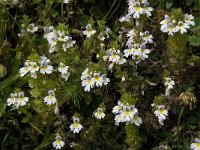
[0,0,200,149]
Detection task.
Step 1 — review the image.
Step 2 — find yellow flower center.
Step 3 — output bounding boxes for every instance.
[196,143,200,148]
[135,6,141,11]
[97,112,102,117]
[57,140,61,145]
[74,122,79,128]
[125,110,130,116]
[20,97,24,101]
[95,77,100,81]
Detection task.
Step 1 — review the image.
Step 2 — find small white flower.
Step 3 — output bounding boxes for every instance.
[52,134,65,149]
[164,77,175,89]
[63,0,69,4]
[124,48,134,58]
[83,24,96,38]
[122,76,126,82]
[81,75,95,92]
[184,13,195,26]
[102,74,110,85]
[27,23,38,33]
[7,93,17,106]
[39,56,53,74]
[190,138,200,150]
[165,23,177,35]
[61,72,70,81]
[44,90,57,105]
[154,105,168,125]
[131,114,142,126]
[93,73,103,87]
[58,63,69,74]
[143,2,153,17]
[94,108,105,119]
[18,91,29,106]
[160,15,170,31]
[109,52,120,63]
[29,62,39,74]
[175,21,190,34]
[70,117,83,133]
[141,31,153,44]
[130,2,144,19]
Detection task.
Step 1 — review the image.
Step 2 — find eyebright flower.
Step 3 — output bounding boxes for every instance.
[58,63,69,74]
[19,60,31,77]
[154,105,168,125]
[44,90,57,105]
[52,134,65,149]
[83,24,96,38]
[70,117,83,134]
[184,13,195,26]
[81,68,110,92]
[93,107,105,119]
[7,91,29,108]
[113,101,142,126]
[175,21,190,34]
[164,77,175,96]
[39,56,54,74]
[27,23,38,33]
[190,138,200,150]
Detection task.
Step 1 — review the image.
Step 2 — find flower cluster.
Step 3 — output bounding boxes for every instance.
[190,138,200,150]
[112,101,142,126]
[70,116,83,134]
[154,105,168,125]
[93,107,105,119]
[19,56,53,78]
[119,0,153,21]
[7,91,29,108]
[81,68,110,92]
[58,63,70,81]
[18,23,38,37]
[83,24,96,38]
[124,29,153,63]
[160,14,195,35]
[52,134,65,149]
[43,26,76,53]
[164,77,175,96]
[44,89,57,105]
[103,48,127,69]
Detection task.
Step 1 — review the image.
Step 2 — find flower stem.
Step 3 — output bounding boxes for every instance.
[176,106,185,149]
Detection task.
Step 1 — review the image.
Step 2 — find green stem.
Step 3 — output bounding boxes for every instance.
[176,106,185,149]
[103,0,117,20]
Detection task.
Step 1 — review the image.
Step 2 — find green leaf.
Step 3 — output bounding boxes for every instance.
[145,80,157,86]
[0,73,19,92]
[79,15,90,26]
[189,35,200,46]
[29,123,44,135]
[89,6,104,18]
[0,103,6,117]
[0,64,7,78]
[166,0,173,9]
[186,0,194,6]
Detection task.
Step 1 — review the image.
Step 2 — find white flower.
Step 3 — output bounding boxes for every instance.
[165,23,177,35]
[141,31,153,44]
[81,68,90,80]
[114,114,123,126]
[143,2,153,17]
[124,48,134,58]
[19,60,31,77]
[61,72,70,81]
[52,135,65,149]
[93,73,103,87]
[112,102,123,114]
[184,13,195,26]
[63,0,69,4]
[190,138,200,150]
[129,2,144,19]
[29,62,39,74]
[7,93,17,106]
[175,21,190,34]
[109,52,120,63]
[70,117,83,133]
[81,75,95,92]
[160,15,170,31]
[58,63,69,74]
[39,56,53,74]
[83,24,96,38]
[94,108,105,119]
[120,105,137,122]
[131,114,142,126]
[164,77,175,89]
[140,45,151,60]
[102,74,110,85]
[17,91,29,107]
[27,23,38,33]
[154,105,168,125]
[117,57,127,65]
[44,90,57,105]
[57,31,69,42]
[122,76,126,82]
